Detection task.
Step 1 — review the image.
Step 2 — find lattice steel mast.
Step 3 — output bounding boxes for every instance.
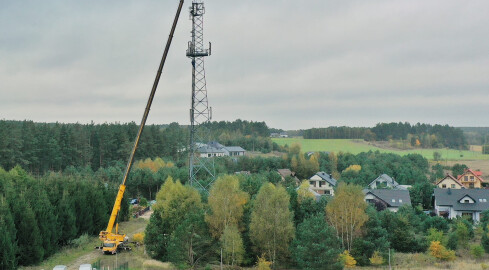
[187,0,214,190]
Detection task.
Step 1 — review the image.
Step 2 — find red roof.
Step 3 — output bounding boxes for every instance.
[457,169,485,183]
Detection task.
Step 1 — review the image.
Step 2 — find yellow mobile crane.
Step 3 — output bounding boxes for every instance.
[98,0,185,254]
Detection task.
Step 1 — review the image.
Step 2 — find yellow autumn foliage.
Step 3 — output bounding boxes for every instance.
[133,232,145,244]
[134,157,174,172]
[206,175,249,238]
[343,164,362,173]
[369,251,384,266]
[256,254,272,270]
[429,241,455,261]
[340,250,357,268]
[326,183,368,251]
[297,180,315,204]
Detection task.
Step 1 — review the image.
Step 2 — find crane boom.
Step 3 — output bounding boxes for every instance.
[99,0,185,254]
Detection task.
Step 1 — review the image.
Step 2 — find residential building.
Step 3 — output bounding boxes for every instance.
[197,145,226,158]
[197,141,246,158]
[367,174,410,190]
[433,188,489,222]
[309,172,337,195]
[363,189,412,212]
[277,169,300,184]
[457,169,486,189]
[436,174,465,189]
[222,146,246,156]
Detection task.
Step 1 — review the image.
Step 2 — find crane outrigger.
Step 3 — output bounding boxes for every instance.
[97,0,185,254]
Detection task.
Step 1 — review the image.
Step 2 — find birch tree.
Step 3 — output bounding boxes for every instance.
[206,175,249,238]
[221,224,245,266]
[326,183,368,251]
[250,183,295,266]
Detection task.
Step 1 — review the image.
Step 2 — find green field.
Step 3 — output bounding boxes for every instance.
[272,138,489,161]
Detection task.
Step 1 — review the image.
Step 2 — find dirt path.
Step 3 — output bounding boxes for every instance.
[66,250,100,270]
[65,215,151,270]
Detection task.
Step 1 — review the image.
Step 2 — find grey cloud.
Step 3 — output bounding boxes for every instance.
[1,0,489,129]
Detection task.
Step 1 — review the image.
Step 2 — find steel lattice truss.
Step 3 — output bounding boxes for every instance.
[187,0,215,191]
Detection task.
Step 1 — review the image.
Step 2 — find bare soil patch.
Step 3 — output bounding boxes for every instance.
[444,160,489,178]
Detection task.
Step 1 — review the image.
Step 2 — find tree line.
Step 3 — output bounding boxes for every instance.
[302,122,467,149]
[0,166,129,268]
[0,119,281,175]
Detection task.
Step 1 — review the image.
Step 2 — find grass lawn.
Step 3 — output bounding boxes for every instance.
[272,138,489,161]
[19,217,150,270]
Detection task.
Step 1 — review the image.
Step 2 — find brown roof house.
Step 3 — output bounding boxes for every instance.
[277,169,300,184]
[457,169,486,189]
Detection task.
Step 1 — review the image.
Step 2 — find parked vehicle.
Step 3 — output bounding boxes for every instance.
[53,266,67,270]
[79,264,92,270]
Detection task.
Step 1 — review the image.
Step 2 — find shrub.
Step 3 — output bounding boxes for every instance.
[369,251,384,266]
[446,232,458,251]
[133,232,145,244]
[428,241,455,261]
[257,254,272,270]
[69,233,91,247]
[426,228,445,246]
[471,244,484,259]
[339,250,357,268]
[140,197,148,207]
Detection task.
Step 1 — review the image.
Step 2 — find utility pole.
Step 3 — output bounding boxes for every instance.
[187,0,215,191]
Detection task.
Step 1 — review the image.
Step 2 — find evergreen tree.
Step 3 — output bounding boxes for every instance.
[27,184,59,258]
[11,194,43,265]
[0,196,18,269]
[167,209,213,267]
[57,191,77,245]
[291,213,343,270]
[145,212,170,261]
[351,207,389,266]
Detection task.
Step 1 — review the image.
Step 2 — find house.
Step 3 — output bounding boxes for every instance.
[279,132,288,138]
[436,174,465,189]
[364,189,412,212]
[197,141,246,158]
[309,172,337,195]
[367,174,410,190]
[277,169,300,184]
[433,188,489,222]
[222,146,246,157]
[197,145,226,158]
[296,186,323,202]
[457,169,486,189]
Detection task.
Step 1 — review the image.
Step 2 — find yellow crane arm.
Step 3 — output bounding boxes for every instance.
[99,0,185,242]
[105,184,126,234]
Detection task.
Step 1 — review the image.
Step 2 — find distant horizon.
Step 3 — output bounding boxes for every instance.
[3,118,489,131]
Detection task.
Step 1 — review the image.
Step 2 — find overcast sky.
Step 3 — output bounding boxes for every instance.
[1,0,488,130]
